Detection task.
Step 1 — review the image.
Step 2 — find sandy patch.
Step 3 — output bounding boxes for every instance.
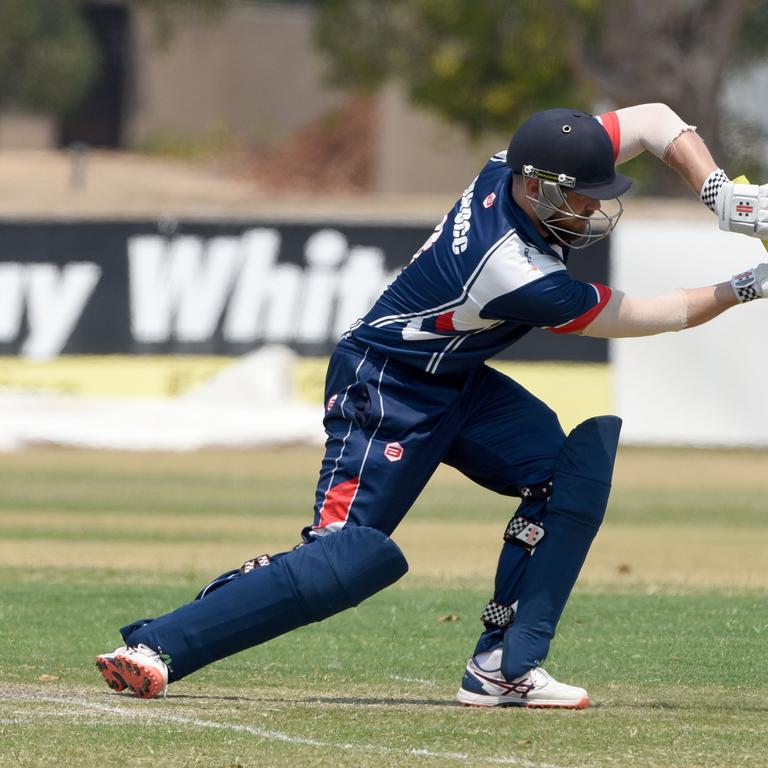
[2,518,766,590]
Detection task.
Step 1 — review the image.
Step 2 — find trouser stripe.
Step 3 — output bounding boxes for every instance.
[316,475,361,530]
[321,348,369,499]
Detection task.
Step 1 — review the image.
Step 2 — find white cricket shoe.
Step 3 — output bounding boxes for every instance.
[457,649,589,708]
[96,644,169,699]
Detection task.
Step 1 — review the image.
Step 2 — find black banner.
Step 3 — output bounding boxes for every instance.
[0,219,608,361]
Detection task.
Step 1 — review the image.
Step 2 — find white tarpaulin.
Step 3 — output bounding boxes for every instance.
[612,220,768,446]
[0,346,325,451]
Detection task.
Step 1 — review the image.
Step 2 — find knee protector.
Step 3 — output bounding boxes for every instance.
[547,414,622,530]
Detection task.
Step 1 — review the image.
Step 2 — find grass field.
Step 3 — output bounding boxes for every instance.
[1,445,767,768]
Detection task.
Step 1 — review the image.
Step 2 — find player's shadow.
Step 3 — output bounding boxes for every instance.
[160,693,768,712]
[627,700,768,713]
[165,693,456,706]
[300,695,457,707]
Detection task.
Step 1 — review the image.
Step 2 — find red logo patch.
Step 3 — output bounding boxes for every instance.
[483,193,496,208]
[326,394,338,412]
[384,442,404,462]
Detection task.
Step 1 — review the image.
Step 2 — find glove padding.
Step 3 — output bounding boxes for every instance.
[717,182,768,238]
[731,263,768,303]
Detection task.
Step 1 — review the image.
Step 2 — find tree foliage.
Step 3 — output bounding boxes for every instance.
[0,0,99,115]
[315,0,598,137]
[0,0,238,116]
[316,0,768,182]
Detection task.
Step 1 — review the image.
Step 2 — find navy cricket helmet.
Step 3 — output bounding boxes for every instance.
[506,108,631,199]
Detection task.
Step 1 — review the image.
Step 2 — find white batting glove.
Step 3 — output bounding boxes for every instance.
[731,263,768,303]
[717,181,768,238]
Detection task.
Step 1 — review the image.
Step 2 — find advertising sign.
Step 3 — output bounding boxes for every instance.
[0,219,608,361]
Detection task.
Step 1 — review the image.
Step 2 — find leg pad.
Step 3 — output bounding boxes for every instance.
[122,526,408,681]
[501,415,622,680]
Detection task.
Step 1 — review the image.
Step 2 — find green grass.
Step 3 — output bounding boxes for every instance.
[1,447,768,767]
[2,576,768,768]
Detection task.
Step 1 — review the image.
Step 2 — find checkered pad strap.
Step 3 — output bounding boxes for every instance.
[240,554,272,574]
[481,599,515,629]
[519,481,552,499]
[504,516,545,552]
[701,168,729,212]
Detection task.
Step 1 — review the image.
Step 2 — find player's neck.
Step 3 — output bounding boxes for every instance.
[510,176,552,240]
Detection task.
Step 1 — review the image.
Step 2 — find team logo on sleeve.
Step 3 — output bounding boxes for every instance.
[523,247,541,274]
[483,193,496,208]
[326,394,338,412]
[384,442,404,462]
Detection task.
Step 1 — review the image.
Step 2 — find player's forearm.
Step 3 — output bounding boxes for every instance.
[682,282,738,328]
[663,130,719,196]
[581,274,754,339]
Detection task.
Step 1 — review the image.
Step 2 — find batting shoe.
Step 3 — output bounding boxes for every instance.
[456,650,589,709]
[95,644,169,699]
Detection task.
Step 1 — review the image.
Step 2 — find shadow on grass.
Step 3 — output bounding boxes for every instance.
[168,692,458,707]
[589,699,768,713]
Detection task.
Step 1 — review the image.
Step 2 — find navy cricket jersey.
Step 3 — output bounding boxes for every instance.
[346,149,613,375]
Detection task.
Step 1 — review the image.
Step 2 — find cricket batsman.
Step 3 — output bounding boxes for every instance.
[96,103,768,707]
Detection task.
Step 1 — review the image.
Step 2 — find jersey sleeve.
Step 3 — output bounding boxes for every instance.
[479,271,612,333]
[596,111,621,161]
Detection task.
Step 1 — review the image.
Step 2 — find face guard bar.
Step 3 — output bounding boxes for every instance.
[523,165,624,249]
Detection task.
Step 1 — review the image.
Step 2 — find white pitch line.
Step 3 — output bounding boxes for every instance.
[388,675,436,686]
[1,692,568,768]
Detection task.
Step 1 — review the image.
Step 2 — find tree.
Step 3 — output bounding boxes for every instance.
[0,0,98,115]
[553,0,765,174]
[0,0,239,118]
[315,0,590,137]
[315,0,768,191]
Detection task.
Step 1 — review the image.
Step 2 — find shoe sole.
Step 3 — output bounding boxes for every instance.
[457,687,590,709]
[95,654,165,699]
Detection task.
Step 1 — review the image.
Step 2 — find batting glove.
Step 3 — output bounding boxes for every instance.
[731,263,768,303]
[717,181,768,238]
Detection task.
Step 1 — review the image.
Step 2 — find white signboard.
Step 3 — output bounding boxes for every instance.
[612,220,768,446]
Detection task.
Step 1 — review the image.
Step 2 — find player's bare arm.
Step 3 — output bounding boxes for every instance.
[602,103,714,191]
[581,264,768,339]
[606,103,768,239]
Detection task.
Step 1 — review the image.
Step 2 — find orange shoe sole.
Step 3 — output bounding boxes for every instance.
[526,695,590,709]
[95,653,166,699]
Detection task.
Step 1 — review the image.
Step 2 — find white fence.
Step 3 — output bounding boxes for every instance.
[612,220,768,446]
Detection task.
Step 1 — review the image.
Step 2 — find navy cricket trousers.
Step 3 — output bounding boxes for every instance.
[306,338,566,541]
[120,337,573,680]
